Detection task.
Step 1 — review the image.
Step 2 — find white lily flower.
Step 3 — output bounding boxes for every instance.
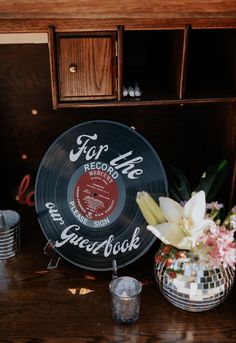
[147,191,215,250]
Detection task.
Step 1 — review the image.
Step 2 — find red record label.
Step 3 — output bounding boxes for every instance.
[74,169,118,221]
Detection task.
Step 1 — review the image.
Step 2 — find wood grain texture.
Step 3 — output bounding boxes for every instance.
[0,0,236,19]
[58,34,116,100]
[54,97,236,108]
[179,25,190,99]
[0,18,236,34]
[117,25,123,101]
[48,26,58,109]
[0,206,235,342]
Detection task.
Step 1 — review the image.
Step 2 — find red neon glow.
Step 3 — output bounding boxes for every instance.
[16,174,35,207]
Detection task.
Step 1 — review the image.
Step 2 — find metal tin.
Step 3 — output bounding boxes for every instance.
[0,210,20,259]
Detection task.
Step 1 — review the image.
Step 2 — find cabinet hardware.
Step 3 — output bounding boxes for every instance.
[69,64,77,73]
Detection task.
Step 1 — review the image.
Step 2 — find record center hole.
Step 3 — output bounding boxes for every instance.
[93,192,97,196]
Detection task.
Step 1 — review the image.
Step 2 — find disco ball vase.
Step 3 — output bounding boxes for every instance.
[154,254,235,312]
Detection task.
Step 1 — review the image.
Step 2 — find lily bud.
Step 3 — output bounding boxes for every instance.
[136,191,166,225]
[136,192,158,225]
[142,191,167,223]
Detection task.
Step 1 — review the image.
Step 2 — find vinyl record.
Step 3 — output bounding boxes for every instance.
[35,120,168,271]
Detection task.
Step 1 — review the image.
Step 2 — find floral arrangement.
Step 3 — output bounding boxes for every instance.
[136,191,235,273]
[136,161,236,275]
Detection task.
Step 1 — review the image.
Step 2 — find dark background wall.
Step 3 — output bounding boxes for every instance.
[0,43,231,208]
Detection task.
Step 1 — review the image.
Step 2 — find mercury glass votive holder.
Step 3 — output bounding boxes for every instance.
[109,276,142,325]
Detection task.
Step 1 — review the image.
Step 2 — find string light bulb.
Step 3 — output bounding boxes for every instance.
[21,154,28,160]
[31,109,38,115]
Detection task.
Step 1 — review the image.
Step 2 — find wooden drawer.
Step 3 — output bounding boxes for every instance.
[58,35,116,100]
[49,30,117,105]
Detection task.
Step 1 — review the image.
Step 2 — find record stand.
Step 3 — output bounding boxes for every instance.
[43,240,61,270]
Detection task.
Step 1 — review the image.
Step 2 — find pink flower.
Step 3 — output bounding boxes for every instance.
[195,225,236,269]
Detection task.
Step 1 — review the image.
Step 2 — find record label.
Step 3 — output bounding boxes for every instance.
[35,120,168,271]
[67,161,126,229]
[74,168,118,221]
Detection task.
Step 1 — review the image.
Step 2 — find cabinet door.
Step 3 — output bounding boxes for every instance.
[58,33,116,101]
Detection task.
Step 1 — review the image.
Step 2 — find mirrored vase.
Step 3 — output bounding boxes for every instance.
[154,254,235,312]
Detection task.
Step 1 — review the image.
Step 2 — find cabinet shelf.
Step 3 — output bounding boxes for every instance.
[123,30,184,101]
[185,29,236,99]
[49,26,236,108]
[56,96,236,109]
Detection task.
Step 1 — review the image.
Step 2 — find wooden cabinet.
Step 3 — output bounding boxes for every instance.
[0,3,236,339]
[0,7,234,206]
[122,27,236,103]
[47,24,236,206]
[49,26,236,108]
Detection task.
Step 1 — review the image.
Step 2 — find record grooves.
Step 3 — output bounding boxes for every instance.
[35,120,168,271]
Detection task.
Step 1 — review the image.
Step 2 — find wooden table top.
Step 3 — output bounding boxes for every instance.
[0,206,235,343]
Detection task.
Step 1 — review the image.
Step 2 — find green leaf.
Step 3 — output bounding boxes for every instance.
[195,160,228,202]
[166,165,191,202]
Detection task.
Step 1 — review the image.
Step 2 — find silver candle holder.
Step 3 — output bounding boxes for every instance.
[109,275,142,324]
[0,210,20,259]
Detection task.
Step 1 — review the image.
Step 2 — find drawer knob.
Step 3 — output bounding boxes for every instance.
[69,65,77,73]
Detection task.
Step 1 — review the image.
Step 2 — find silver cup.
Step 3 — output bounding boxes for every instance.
[109,276,142,324]
[0,210,20,259]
